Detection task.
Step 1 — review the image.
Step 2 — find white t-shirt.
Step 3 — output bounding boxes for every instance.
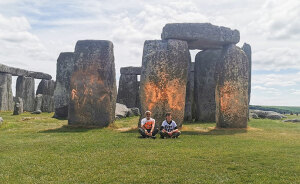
[141,118,155,130]
[161,120,178,132]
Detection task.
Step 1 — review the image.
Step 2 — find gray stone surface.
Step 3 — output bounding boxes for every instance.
[0,63,52,79]
[53,52,75,118]
[283,119,300,123]
[31,110,42,114]
[251,110,286,120]
[36,79,55,113]
[68,40,117,127]
[36,79,55,96]
[140,39,190,127]
[115,103,129,119]
[34,94,43,111]
[194,49,221,122]
[0,73,13,111]
[161,23,240,50]
[0,117,3,126]
[16,76,35,112]
[184,61,194,121]
[120,67,141,75]
[117,74,139,108]
[130,107,140,116]
[242,43,252,120]
[13,97,23,115]
[215,44,249,128]
[249,113,259,119]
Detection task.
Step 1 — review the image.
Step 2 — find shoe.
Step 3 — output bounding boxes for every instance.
[160,136,165,139]
[151,136,156,139]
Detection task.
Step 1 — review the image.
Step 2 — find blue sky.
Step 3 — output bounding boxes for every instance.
[0,0,299,106]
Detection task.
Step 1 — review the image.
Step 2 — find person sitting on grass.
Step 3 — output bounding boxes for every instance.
[160,112,181,139]
[138,111,158,139]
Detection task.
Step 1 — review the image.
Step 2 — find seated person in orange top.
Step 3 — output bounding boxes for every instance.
[138,111,158,139]
[160,112,181,138]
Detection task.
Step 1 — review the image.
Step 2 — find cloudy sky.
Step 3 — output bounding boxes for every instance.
[0,0,299,106]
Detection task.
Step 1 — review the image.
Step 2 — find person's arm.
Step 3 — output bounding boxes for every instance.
[171,122,179,133]
[160,122,166,133]
[140,120,148,134]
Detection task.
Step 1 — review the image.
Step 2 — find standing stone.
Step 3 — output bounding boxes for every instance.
[34,94,43,111]
[53,52,75,118]
[68,40,117,127]
[13,97,23,115]
[117,73,139,108]
[184,62,194,121]
[0,73,13,111]
[140,39,190,127]
[215,44,249,128]
[194,49,221,122]
[37,79,55,113]
[242,43,252,120]
[16,76,35,112]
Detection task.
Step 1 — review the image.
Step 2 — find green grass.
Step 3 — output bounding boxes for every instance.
[0,112,300,184]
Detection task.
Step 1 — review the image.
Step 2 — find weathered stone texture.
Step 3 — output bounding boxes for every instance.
[37,79,55,112]
[34,94,43,111]
[117,74,139,108]
[0,63,52,79]
[184,61,194,121]
[161,23,240,50]
[16,76,35,112]
[53,52,75,118]
[139,39,190,127]
[0,73,13,111]
[120,67,141,75]
[13,97,23,115]
[242,43,252,120]
[194,49,221,122]
[68,40,117,127]
[215,44,249,128]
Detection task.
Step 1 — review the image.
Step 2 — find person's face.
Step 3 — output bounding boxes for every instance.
[166,115,171,121]
[146,112,151,119]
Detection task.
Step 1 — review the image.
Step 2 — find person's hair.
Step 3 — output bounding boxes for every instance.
[165,112,171,117]
[145,111,151,115]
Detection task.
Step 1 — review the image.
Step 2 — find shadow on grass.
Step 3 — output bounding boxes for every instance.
[182,128,247,136]
[120,127,247,136]
[39,125,101,133]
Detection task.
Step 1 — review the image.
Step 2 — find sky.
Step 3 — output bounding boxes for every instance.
[0,0,299,106]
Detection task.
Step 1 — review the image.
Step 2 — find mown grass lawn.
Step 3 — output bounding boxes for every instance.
[0,112,299,184]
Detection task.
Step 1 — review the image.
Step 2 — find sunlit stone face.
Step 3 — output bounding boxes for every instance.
[68,40,117,127]
[139,39,190,127]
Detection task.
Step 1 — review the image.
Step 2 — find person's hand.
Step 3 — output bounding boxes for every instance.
[162,129,166,133]
[168,132,172,136]
[149,132,152,136]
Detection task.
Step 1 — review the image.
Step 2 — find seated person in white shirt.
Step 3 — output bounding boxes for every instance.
[160,112,181,138]
[138,111,158,139]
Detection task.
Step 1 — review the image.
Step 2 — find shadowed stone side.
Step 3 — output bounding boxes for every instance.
[16,76,35,112]
[0,73,13,111]
[120,67,141,75]
[117,74,139,108]
[242,43,252,120]
[53,52,75,118]
[139,39,190,127]
[215,44,249,128]
[184,61,194,121]
[194,49,221,122]
[161,23,240,50]
[68,40,117,127]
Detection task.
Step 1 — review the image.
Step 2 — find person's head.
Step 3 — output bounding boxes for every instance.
[145,111,151,119]
[166,112,172,122]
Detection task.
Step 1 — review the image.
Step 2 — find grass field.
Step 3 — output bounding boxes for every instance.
[0,112,300,183]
